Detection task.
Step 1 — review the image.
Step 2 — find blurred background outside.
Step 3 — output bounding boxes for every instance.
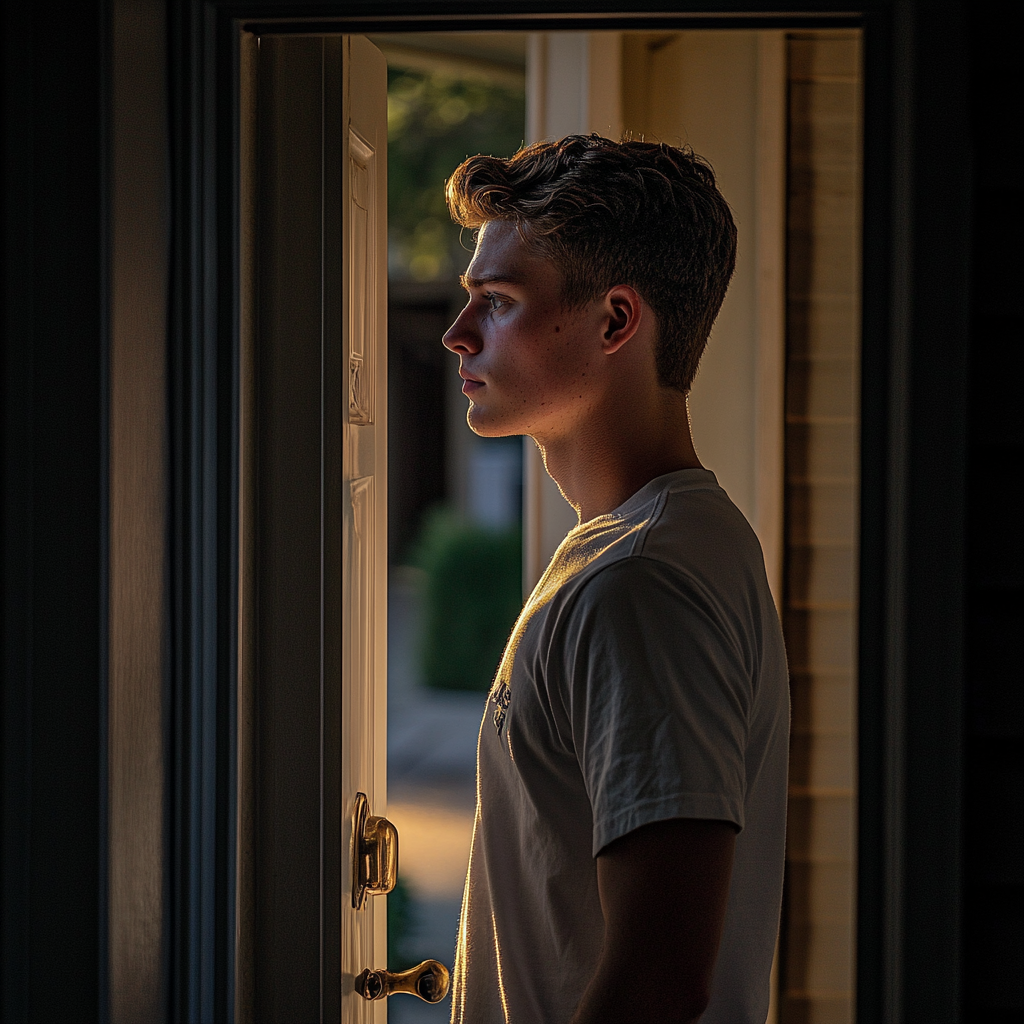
[371,32,528,1023]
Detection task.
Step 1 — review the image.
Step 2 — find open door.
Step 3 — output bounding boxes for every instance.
[339,33,390,1024]
[239,32,394,1023]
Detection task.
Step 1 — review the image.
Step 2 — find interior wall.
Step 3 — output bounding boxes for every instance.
[961,8,1024,1016]
[109,0,169,1020]
[1,4,108,1019]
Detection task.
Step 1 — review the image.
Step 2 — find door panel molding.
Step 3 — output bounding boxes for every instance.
[340,35,390,1021]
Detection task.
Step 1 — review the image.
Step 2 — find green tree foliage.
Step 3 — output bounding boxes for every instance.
[414,509,522,692]
[387,67,525,282]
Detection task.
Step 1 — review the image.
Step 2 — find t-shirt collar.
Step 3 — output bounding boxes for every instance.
[610,466,720,519]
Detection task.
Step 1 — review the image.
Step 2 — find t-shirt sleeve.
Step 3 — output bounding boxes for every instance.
[555,556,753,856]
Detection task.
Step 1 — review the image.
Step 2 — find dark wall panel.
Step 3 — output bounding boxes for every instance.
[2,3,107,1021]
[962,3,1024,1019]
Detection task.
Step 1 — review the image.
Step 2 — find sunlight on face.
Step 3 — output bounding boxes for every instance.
[442,222,602,442]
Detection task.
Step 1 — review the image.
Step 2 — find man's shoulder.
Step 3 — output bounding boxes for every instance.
[642,474,760,555]
[528,469,770,647]
[547,480,776,667]
[558,554,724,643]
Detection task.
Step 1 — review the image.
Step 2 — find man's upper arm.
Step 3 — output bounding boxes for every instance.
[559,557,751,854]
[571,817,736,1024]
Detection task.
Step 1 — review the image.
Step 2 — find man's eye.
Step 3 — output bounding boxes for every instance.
[487,294,506,312]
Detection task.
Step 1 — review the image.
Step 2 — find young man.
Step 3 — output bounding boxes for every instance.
[442,135,789,1024]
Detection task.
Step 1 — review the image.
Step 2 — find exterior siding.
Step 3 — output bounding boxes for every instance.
[781,31,862,1024]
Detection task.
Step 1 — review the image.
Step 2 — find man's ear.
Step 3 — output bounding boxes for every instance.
[601,285,643,354]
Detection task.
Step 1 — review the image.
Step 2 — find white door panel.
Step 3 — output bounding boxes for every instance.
[341,35,390,1022]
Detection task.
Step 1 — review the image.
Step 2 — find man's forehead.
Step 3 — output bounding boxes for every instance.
[463,221,541,286]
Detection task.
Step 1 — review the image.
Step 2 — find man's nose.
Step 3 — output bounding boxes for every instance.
[442,305,482,355]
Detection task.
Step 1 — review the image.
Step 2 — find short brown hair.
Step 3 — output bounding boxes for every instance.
[446,135,737,393]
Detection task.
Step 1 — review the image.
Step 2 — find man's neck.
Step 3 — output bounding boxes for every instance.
[534,386,703,524]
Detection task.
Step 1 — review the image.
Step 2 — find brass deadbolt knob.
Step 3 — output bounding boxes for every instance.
[355,960,451,1003]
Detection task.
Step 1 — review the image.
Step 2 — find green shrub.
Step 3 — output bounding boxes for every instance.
[414,509,522,692]
[387,875,415,971]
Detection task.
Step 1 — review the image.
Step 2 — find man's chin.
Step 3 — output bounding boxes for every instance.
[466,406,522,439]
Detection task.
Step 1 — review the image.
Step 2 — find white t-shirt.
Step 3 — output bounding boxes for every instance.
[451,468,789,1024]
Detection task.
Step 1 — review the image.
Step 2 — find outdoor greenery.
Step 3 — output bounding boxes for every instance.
[387,875,415,971]
[414,509,522,692]
[387,67,526,282]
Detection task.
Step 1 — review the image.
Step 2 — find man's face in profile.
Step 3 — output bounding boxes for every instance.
[443,221,605,441]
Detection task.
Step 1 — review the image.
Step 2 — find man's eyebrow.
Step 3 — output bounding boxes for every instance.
[459,273,523,291]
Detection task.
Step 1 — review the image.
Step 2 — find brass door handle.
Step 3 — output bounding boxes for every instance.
[355,960,451,1003]
[351,792,398,909]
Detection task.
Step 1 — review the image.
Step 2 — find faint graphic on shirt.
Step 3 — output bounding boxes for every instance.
[491,681,512,736]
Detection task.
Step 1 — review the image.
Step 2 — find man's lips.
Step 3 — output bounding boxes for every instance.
[460,369,485,394]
